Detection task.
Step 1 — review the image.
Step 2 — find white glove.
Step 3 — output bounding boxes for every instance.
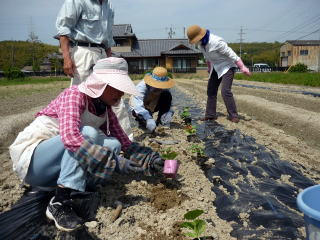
[160,111,174,125]
[146,119,156,132]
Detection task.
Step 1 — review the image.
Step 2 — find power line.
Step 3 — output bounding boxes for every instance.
[256,1,309,31]
[274,15,320,41]
[296,28,320,40]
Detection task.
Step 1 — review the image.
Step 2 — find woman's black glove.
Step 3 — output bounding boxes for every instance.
[124,142,164,175]
[116,156,145,174]
[150,155,165,172]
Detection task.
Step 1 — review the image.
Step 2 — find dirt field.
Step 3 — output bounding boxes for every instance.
[0,78,319,239]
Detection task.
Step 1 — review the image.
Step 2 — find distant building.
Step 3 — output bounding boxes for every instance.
[280,40,320,71]
[112,24,201,74]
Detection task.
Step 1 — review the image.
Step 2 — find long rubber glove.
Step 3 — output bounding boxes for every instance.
[235,59,251,76]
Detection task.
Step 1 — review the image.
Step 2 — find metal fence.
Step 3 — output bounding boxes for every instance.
[235,67,289,72]
[171,67,197,73]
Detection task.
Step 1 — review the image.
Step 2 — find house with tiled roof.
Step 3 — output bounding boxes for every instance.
[280,40,320,71]
[112,24,201,74]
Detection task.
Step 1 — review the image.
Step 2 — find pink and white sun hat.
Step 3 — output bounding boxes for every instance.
[78,57,139,98]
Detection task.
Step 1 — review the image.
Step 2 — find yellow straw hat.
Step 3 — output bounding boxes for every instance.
[143,67,175,89]
[187,25,206,44]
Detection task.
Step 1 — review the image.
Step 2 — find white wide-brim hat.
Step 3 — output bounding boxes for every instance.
[78,57,139,98]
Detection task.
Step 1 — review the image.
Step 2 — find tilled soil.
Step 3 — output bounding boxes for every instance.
[0,78,319,240]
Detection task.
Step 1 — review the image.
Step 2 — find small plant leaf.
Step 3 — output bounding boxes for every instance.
[180,222,195,230]
[184,232,197,238]
[161,151,178,160]
[184,209,204,220]
[180,107,190,119]
[194,219,206,237]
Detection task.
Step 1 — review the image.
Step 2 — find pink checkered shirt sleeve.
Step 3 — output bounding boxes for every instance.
[100,107,132,151]
[36,86,86,152]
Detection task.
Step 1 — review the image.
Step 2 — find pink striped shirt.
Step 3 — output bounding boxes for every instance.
[36,86,131,152]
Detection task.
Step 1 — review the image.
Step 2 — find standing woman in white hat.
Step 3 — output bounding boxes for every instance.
[187,25,251,123]
[130,67,175,132]
[9,57,164,232]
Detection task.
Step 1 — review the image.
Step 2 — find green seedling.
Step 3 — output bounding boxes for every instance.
[184,125,196,135]
[180,209,207,240]
[180,107,190,119]
[189,144,205,157]
[160,148,178,160]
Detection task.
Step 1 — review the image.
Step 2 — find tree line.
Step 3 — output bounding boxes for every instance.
[0,40,283,71]
[0,41,60,71]
[229,42,282,67]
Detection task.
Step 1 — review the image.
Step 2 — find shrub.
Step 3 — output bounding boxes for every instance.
[167,71,173,78]
[4,67,25,79]
[288,63,308,73]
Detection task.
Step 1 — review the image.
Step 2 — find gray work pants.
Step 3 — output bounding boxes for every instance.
[205,67,238,119]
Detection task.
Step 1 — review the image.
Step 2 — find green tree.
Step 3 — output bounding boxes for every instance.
[0,41,59,70]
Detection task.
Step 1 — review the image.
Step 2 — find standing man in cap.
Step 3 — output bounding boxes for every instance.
[187,25,251,123]
[9,58,164,232]
[130,67,175,133]
[55,0,134,140]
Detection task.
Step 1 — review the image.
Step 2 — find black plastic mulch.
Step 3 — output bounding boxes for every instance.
[172,88,316,239]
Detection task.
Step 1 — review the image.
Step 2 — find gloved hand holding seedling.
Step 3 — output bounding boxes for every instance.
[180,209,207,240]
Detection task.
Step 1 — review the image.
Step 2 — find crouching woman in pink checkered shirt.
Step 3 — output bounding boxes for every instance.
[9,57,165,232]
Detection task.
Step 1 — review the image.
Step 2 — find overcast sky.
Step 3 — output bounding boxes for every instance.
[0,0,319,46]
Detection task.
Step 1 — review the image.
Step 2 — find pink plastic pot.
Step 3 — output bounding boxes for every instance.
[163,160,179,178]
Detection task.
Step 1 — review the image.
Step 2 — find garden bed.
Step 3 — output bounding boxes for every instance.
[0,79,320,239]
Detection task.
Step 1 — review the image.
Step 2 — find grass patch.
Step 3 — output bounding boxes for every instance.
[0,79,69,100]
[235,72,320,87]
[129,74,145,81]
[0,76,69,86]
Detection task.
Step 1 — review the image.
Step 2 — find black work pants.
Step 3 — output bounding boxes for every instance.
[205,67,238,118]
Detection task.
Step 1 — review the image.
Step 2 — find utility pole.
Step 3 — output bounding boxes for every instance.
[183,27,186,38]
[10,38,15,68]
[318,29,320,72]
[166,26,175,39]
[28,17,40,71]
[238,26,246,58]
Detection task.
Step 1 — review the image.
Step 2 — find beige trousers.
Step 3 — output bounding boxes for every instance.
[70,46,134,140]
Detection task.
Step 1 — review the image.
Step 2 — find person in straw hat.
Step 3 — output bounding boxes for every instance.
[187,25,251,123]
[130,66,175,132]
[9,57,165,232]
